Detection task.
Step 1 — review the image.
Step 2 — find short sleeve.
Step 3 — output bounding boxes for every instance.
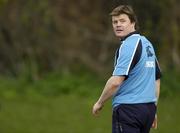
[155,58,162,80]
[113,38,141,76]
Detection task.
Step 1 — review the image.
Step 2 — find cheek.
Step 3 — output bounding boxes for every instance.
[112,25,117,31]
[129,23,135,28]
[124,23,133,29]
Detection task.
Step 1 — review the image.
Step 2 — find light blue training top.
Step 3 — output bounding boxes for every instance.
[112,32,161,108]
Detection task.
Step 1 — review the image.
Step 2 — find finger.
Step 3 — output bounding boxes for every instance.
[151,119,157,129]
[92,107,97,115]
[92,107,100,116]
[92,110,98,116]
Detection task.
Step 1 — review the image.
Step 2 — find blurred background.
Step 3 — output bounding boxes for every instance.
[0,0,179,133]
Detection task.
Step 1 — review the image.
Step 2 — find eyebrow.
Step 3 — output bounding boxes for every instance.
[112,18,126,21]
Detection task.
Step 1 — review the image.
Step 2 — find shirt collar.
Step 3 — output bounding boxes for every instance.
[120,31,139,41]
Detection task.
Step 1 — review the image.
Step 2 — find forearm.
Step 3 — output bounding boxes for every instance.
[152,79,160,129]
[97,76,124,105]
[97,81,117,105]
[155,79,160,104]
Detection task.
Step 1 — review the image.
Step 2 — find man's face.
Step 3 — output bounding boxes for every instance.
[112,14,135,39]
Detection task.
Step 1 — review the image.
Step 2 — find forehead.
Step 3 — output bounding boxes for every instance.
[112,14,130,20]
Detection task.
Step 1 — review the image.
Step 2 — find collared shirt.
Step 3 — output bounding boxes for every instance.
[112,31,161,108]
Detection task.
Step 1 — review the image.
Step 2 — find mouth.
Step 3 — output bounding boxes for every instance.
[116,29,123,33]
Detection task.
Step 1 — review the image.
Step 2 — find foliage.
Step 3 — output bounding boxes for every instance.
[0,0,179,76]
[0,69,179,101]
[0,70,105,100]
[160,69,180,97]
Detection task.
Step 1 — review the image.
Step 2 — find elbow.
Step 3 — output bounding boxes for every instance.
[108,76,124,89]
[111,80,121,88]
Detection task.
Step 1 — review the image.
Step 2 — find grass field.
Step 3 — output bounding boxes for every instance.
[0,92,180,133]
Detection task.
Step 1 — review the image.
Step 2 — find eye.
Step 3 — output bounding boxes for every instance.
[113,20,118,24]
[120,19,126,23]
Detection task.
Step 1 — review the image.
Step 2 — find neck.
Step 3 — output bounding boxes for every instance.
[120,30,139,41]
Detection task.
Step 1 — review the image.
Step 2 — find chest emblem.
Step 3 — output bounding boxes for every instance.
[146,46,153,57]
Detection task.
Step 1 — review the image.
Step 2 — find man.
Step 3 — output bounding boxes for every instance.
[92,5,161,133]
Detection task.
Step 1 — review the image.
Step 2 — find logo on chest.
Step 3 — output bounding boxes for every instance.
[146,46,153,57]
[145,61,154,68]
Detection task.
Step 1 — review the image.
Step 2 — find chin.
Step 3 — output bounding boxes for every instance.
[115,34,124,38]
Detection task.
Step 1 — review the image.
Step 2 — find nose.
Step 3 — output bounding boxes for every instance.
[116,21,122,27]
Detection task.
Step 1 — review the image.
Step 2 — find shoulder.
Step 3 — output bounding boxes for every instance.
[127,34,141,41]
[122,34,141,49]
[140,36,155,50]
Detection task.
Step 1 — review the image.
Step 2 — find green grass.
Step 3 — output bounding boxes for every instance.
[152,95,180,133]
[0,70,179,133]
[0,93,180,133]
[0,94,111,133]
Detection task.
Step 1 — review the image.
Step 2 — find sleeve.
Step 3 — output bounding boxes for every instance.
[155,58,162,80]
[113,38,141,76]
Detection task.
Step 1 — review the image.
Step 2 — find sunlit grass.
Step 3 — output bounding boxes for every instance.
[0,94,111,133]
[0,92,180,133]
[0,70,179,133]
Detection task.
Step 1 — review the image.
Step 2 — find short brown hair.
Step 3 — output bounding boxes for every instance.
[110,5,139,30]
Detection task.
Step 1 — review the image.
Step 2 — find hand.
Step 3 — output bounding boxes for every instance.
[152,114,157,129]
[92,101,103,116]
